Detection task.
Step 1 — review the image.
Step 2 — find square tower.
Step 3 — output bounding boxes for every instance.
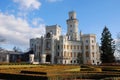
[46,24,61,40]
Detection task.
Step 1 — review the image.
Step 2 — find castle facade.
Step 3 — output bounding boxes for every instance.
[30,11,101,65]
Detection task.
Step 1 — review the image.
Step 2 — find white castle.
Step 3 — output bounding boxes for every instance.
[30,11,101,65]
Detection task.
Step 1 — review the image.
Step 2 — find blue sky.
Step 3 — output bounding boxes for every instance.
[0,0,120,51]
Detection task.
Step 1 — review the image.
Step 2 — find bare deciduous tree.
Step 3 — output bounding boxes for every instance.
[115,33,120,58]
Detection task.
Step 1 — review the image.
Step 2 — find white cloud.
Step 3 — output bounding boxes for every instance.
[0,12,45,49]
[46,0,63,3]
[13,0,41,10]
[12,0,42,21]
[32,18,44,26]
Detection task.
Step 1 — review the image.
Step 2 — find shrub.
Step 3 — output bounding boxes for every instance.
[93,68,102,72]
[21,70,47,75]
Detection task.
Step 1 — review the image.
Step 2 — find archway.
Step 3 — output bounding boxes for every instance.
[46,54,51,62]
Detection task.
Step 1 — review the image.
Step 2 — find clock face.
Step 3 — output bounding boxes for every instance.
[46,32,50,38]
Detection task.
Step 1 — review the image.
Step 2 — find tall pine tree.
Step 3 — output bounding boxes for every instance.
[101,26,115,63]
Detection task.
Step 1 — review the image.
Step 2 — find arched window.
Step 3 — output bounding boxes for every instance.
[74,60,76,63]
[58,45,59,50]
[46,33,51,38]
[71,60,72,63]
[65,60,66,64]
[57,52,59,56]
[46,41,50,49]
[46,54,51,62]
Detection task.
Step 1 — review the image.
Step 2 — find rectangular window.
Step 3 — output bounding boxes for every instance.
[81,46,82,50]
[57,52,59,56]
[86,51,89,57]
[92,52,94,57]
[71,45,72,49]
[92,45,94,50]
[74,52,76,57]
[58,45,60,50]
[79,53,82,57]
[64,45,65,49]
[64,51,66,57]
[74,60,76,63]
[67,45,69,49]
[92,40,94,43]
[71,52,72,57]
[86,45,88,50]
[86,40,88,43]
[77,45,79,50]
[74,45,76,49]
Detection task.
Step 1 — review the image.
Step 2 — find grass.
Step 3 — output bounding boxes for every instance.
[65,68,80,72]
[0,64,120,80]
[0,64,40,68]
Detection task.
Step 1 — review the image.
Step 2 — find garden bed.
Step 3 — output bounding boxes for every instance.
[0,64,120,80]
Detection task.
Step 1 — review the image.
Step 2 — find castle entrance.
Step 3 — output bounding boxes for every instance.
[46,54,51,62]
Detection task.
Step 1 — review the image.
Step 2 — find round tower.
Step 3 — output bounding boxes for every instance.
[69,11,76,19]
[66,11,79,40]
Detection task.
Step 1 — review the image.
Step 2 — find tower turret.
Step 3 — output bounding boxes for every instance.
[66,11,79,40]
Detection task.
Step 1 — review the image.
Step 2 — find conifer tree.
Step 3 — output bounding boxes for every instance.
[101,26,115,63]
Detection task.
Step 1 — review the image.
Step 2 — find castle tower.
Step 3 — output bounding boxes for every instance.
[66,11,79,40]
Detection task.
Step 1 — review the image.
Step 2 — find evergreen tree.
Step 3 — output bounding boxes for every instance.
[101,26,115,63]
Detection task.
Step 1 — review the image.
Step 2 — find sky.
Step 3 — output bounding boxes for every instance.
[0,0,120,51]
